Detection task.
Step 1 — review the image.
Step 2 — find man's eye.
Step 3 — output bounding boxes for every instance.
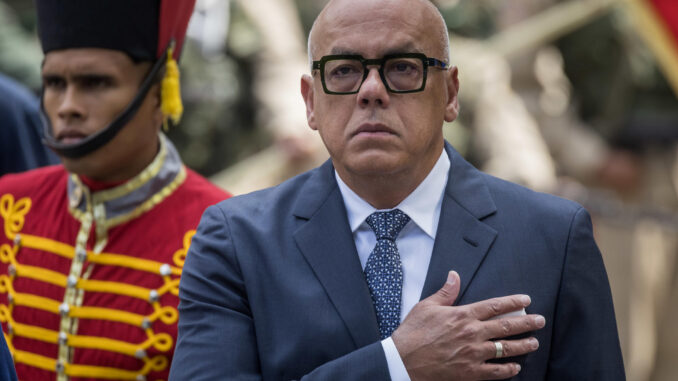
[81,77,112,89]
[44,78,66,90]
[389,61,418,74]
[329,65,361,78]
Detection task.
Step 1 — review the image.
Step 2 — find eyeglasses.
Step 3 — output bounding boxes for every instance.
[312,53,448,95]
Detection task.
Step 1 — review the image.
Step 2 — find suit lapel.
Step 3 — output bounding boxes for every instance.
[291,143,500,345]
[292,161,380,348]
[421,143,498,303]
[421,197,498,303]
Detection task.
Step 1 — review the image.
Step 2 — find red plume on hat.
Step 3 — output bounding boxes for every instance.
[158,0,197,60]
[158,0,197,125]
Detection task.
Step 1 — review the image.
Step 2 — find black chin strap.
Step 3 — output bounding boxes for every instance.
[41,48,168,159]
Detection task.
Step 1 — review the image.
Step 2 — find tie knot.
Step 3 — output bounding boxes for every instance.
[366,209,410,241]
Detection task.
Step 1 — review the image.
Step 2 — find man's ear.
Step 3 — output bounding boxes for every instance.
[301,74,318,131]
[152,82,164,130]
[444,66,460,123]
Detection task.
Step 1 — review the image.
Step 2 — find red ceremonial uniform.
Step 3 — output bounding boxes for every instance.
[0,136,228,380]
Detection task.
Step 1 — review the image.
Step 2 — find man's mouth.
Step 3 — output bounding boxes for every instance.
[353,123,397,137]
[56,130,89,145]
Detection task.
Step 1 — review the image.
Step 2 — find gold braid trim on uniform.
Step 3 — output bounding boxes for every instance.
[104,166,187,230]
[78,278,181,300]
[0,194,198,380]
[90,251,182,276]
[58,211,93,381]
[12,349,169,380]
[68,166,188,240]
[2,232,183,291]
[0,194,31,240]
[172,229,194,268]
[0,314,173,355]
[19,234,76,258]
[0,288,177,328]
[67,136,187,256]
[89,140,168,204]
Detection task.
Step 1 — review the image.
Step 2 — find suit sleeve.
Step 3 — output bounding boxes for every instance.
[545,207,626,380]
[0,333,17,381]
[169,205,391,381]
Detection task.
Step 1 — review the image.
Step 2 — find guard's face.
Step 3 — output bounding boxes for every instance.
[42,48,162,181]
[301,0,459,186]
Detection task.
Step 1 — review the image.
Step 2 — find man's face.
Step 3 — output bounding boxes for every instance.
[42,48,162,182]
[302,0,459,184]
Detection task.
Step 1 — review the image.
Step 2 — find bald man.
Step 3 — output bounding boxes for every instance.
[171,1,624,380]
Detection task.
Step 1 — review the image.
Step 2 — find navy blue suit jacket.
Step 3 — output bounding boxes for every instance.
[0,333,17,381]
[0,73,58,176]
[170,143,624,380]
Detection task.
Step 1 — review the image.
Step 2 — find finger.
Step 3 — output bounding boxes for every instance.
[475,362,522,380]
[484,337,539,361]
[468,294,531,320]
[483,315,546,340]
[422,270,460,306]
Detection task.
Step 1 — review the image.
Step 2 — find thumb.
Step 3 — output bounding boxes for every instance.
[425,271,460,306]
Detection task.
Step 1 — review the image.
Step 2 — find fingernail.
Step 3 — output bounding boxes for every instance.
[529,338,539,349]
[520,295,531,305]
[447,271,457,285]
[534,315,545,327]
[515,364,521,373]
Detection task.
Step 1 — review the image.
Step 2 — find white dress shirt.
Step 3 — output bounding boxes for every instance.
[335,149,450,381]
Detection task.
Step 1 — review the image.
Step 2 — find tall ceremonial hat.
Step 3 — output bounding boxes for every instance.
[35,0,197,159]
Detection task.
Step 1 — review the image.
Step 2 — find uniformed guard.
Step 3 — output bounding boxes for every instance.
[0,1,229,380]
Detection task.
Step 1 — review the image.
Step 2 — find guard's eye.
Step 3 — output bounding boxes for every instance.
[79,76,114,90]
[43,76,66,90]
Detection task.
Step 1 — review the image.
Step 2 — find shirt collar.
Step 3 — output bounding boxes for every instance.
[335,148,450,238]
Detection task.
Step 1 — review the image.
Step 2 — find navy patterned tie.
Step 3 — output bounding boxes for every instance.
[364,209,411,339]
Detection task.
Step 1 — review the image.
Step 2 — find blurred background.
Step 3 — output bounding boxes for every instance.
[1,0,678,379]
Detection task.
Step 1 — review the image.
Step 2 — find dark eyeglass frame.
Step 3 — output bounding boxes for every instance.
[311,53,448,95]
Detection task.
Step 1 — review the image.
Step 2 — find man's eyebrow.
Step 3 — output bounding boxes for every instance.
[383,42,420,56]
[328,43,421,57]
[71,73,115,82]
[41,73,63,80]
[330,47,361,55]
[41,71,116,80]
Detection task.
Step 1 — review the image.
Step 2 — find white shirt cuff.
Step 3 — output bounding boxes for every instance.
[381,337,411,381]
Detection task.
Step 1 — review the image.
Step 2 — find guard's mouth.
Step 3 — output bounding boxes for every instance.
[56,129,89,145]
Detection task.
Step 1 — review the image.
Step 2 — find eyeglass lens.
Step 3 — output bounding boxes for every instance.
[324,57,424,93]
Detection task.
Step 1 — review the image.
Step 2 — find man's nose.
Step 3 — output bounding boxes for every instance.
[357,67,390,108]
[56,86,86,121]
